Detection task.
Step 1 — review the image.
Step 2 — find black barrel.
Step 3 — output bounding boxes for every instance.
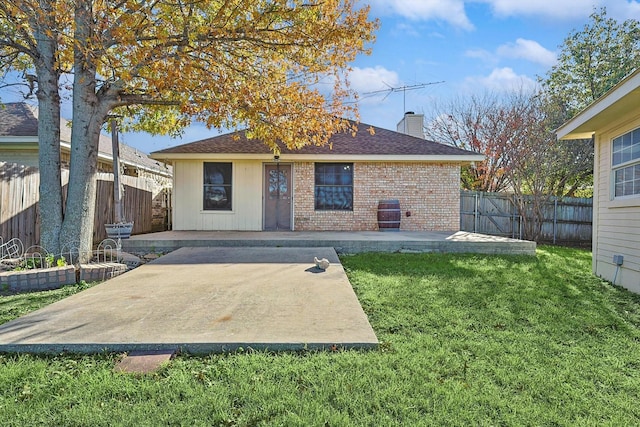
[377,200,401,231]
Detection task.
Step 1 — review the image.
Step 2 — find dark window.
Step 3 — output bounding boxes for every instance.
[315,163,353,210]
[203,162,232,210]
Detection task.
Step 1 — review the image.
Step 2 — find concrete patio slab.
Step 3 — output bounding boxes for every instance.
[0,247,378,354]
[121,230,536,256]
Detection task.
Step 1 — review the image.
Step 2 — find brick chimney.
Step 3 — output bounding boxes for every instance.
[396,112,424,139]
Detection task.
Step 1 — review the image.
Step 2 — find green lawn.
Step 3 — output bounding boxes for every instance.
[0,281,94,325]
[1,246,640,426]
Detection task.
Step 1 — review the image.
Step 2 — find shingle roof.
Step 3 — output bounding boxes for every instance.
[0,102,171,175]
[0,103,39,136]
[95,132,171,176]
[153,121,479,157]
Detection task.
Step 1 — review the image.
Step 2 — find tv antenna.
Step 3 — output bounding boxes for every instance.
[363,81,444,114]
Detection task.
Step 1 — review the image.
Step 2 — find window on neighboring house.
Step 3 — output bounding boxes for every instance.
[203,162,232,210]
[315,163,353,210]
[612,128,640,198]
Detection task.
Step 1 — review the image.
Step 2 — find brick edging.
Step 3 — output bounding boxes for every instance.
[0,263,127,293]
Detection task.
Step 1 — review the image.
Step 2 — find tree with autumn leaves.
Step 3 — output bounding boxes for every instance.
[0,0,377,258]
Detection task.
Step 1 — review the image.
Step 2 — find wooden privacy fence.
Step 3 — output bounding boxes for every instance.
[0,163,41,248]
[460,190,593,245]
[0,162,154,249]
[94,172,154,241]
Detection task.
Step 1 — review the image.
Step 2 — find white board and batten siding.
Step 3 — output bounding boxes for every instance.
[593,113,640,293]
[172,159,263,231]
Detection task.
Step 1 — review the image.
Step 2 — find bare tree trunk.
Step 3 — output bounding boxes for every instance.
[33,2,63,255]
[59,101,103,260]
[58,0,106,261]
[36,78,63,254]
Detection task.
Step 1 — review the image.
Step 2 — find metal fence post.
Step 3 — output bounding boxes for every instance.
[553,198,558,245]
[474,193,479,233]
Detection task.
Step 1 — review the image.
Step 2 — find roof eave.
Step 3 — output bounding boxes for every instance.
[61,142,172,176]
[150,152,485,163]
[122,161,173,177]
[0,137,39,144]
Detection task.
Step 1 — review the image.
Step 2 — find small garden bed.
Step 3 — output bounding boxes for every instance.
[0,265,77,293]
[0,263,127,293]
[0,238,129,293]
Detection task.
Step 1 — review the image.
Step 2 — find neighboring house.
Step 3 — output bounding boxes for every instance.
[557,69,640,293]
[0,102,172,181]
[151,113,483,232]
[0,102,173,233]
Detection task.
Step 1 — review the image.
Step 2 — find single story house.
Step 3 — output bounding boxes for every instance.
[0,102,172,181]
[151,113,483,232]
[557,68,640,293]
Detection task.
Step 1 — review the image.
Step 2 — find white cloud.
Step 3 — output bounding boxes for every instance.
[479,0,640,20]
[605,1,640,20]
[464,39,556,68]
[370,1,640,34]
[394,22,421,37]
[481,0,596,19]
[496,38,557,67]
[465,49,497,65]
[370,0,474,30]
[463,67,538,92]
[348,66,401,101]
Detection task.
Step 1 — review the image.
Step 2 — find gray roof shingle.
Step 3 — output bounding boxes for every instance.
[0,103,39,136]
[153,121,479,157]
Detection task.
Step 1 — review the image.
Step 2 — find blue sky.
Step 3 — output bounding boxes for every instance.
[349,0,638,129]
[2,0,639,154]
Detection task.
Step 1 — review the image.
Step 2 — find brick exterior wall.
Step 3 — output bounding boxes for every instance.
[293,162,460,231]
